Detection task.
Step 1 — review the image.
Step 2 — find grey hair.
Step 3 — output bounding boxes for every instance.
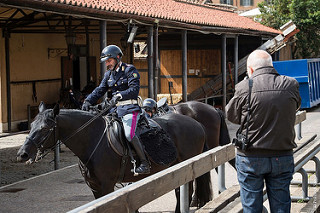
[247,50,273,71]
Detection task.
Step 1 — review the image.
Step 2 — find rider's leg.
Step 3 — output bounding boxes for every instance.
[131,135,150,174]
[122,112,150,174]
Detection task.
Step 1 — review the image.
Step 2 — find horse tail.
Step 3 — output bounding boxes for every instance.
[194,143,212,207]
[217,108,231,146]
[217,109,236,170]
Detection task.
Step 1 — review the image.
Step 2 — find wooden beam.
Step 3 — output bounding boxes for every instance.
[181,30,187,102]
[295,110,306,125]
[221,34,227,110]
[68,144,236,213]
[147,26,154,99]
[195,185,240,213]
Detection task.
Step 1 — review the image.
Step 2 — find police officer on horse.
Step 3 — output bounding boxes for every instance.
[82,45,150,174]
[142,98,157,118]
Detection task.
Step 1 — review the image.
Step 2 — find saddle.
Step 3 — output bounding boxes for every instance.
[156,97,174,116]
[105,112,177,166]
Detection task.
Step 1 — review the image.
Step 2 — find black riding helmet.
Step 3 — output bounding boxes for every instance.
[142,98,157,112]
[100,45,123,63]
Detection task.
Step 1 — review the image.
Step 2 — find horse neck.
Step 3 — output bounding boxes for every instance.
[56,110,107,162]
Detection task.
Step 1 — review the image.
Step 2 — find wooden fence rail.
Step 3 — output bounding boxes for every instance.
[68,144,235,213]
[68,111,307,213]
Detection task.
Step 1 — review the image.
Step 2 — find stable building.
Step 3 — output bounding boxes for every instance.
[0,0,282,132]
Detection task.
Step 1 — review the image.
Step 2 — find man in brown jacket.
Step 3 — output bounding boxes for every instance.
[226,50,301,212]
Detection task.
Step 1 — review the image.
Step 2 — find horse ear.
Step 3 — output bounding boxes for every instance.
[53,104,60,117]
[39,101,46,113]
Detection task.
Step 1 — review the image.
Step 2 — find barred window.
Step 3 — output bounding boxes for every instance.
[240,0,253,6]
[220,0,233,5]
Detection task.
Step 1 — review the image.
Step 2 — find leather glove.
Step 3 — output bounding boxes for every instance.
[81,101,92,111]
[109,94,121,106]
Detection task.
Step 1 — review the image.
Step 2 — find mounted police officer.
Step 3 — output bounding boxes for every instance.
[82,45,150,175]
[142,98,157,118]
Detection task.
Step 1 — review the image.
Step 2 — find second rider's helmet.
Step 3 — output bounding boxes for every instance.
[100,45,123,63]
[142,98,157,113]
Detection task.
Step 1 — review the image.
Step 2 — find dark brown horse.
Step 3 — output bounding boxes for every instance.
[171,101,231,149]
[168,101,234,200]
[16,102,211,212]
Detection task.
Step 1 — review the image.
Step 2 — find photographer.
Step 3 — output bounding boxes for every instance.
[226,50,301,212]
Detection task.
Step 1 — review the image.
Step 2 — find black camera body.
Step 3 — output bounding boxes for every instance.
[232,133,249,150]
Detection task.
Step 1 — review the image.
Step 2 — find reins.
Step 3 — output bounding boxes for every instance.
[61,104,113,144]
[33,104,114,164]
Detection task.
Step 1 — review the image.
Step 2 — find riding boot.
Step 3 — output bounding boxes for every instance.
[131,136,150,174]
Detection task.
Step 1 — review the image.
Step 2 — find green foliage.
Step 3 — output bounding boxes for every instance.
[258,0,320,58]
[290,0,320,58]
[258,0,291,29]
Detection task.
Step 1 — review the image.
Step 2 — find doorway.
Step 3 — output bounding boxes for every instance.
[61,45,96,91]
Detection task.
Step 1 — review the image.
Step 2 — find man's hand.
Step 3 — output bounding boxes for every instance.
[109,94,121,106]
[81,101,92,111]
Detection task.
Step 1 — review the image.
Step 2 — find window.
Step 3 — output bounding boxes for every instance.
[133,41,148,59]
[240,0,253,6]
[220,0,233,5]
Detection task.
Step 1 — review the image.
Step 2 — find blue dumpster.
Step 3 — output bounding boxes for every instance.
[273,59,320,109]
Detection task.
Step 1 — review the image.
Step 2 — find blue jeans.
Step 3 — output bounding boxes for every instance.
[236,155,294,213]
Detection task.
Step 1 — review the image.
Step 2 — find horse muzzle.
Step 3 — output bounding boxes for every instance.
[16,142,37,163]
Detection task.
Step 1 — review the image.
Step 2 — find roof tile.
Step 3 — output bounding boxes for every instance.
[42,0,280,34]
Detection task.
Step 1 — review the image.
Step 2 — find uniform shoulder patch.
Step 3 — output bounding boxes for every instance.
[133,73,138,78]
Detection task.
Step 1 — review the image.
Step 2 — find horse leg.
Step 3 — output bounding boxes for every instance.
[92,190,104,199]
[175,188,181,213]
[174,181,194,213]
[188,181,194,207]
[193,172,212,207]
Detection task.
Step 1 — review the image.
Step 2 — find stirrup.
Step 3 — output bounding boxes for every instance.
[135,164,150,175]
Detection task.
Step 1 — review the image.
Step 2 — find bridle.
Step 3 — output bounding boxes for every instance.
[27,104,113,164]
[26,117,56,149]
[26,116,58,162]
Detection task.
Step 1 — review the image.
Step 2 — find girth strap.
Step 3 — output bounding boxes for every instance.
[103,116,138,182]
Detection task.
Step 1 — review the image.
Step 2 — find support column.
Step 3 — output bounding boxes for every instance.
[147,26,154,99]
[85,21,90,86]
[234,35,239,85]
[182,30,187,102]
[222,34,227,111]
[153,24,159,99]
[5,31,11,132]
[99,21,107,80]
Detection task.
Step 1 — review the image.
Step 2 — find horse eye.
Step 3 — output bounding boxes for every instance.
[41,125,49,131]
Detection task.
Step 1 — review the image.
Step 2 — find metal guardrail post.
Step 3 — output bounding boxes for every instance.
[54,125,60,170]
[291,168,309,202]
[180,183,189,213]
[54,142,60,170]
[296,123,302,140]
[312,157,320,183]
[218,164,226,193]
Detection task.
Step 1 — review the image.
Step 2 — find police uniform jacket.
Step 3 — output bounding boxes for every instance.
[226,66,301,157]
[85,62,141,117]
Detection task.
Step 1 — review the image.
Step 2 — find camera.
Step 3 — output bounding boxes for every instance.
[232,133,249,150]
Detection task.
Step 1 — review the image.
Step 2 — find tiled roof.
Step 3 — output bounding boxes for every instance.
[5,0,281,35]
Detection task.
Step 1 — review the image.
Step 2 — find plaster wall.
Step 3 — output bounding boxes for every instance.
[0,29,133,132]
[1,33,66,131]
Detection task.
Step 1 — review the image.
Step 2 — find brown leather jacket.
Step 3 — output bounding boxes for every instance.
[226,66,301,157]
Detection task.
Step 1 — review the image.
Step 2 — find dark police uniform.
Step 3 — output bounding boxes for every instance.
[84,62,141,118]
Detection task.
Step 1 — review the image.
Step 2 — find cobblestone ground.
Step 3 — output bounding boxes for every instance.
[0,133,78,187]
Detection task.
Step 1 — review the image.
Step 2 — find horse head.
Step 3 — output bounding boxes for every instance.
[17,102,60,163]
